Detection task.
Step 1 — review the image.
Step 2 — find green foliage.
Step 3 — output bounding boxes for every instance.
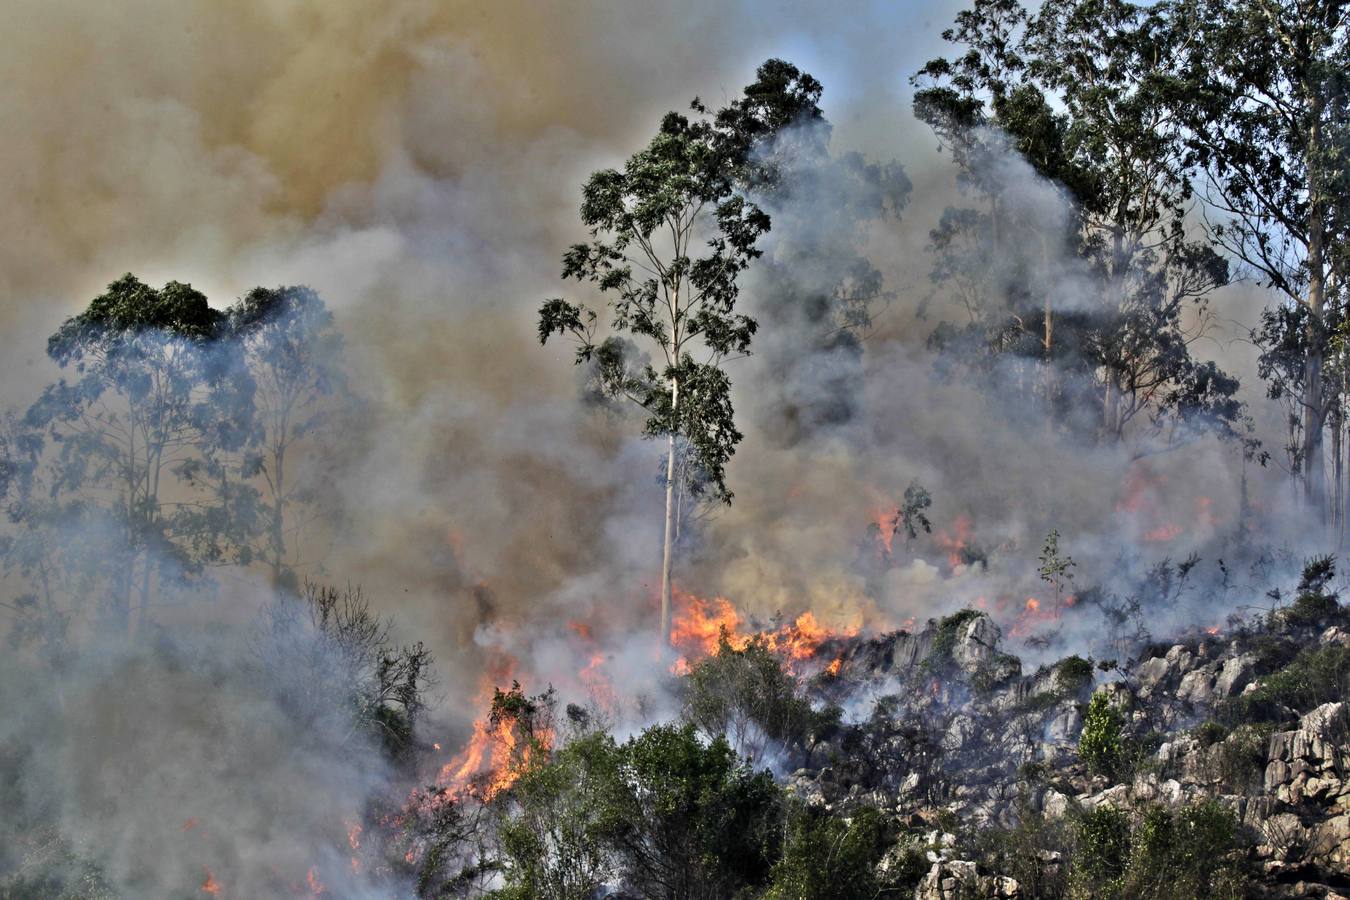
[1179,0,1350,483]
[764,804,898,900]
[1209,723,1277,792]
[911,0,1254,454]
[604,723,782,899]
[1283,555,1340,627]
[1054,655,1095,696]
[1191,720,1229,748]
[537,84,774,506]
[1118,801,1249,899]
[1219,644,1350,725]
[492,721,784,900]
[967,809,1070,899]
[224,284,347,589]
[1039,530,1076,605]
[682,633,822,764]
[4,274,344,647]
[493,732,622,900]
[20,275,255,637]
[1079,691,1124,778]
[930,608,983,661]
[1069,806,1129,899]
[965,801,1249,900]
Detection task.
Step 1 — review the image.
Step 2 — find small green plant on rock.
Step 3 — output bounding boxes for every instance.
[1079,691,1124,779]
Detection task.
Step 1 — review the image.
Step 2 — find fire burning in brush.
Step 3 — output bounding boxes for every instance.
[432,663,555,803]
[200,867,221,895]
[668,589,859,674]
[1009,594,1075,638]
[305,867,326,894]
[934,514,974,570]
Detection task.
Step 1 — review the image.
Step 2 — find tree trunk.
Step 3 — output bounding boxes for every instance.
[659,379,679,646]
[1304,96,1328,521]
[271,441,287,589]
[1042,233,1056,430]
[1305,217,1327,519]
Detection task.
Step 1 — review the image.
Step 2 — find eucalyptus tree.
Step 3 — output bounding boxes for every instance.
[914,0,1248,455]
[226,285,346,589]
[21,274,254,638]
[1175,0,1350,516]
[539,98,770,642]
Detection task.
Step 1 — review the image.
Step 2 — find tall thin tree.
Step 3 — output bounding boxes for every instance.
[539,102,770,642]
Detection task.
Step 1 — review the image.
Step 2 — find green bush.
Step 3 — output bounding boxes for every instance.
[967,810,1070,899]
[1120,801,1249,899]
[1191,720,1228,748]
[930,609,983,661]
[1069,806,1129,900]
[764,804,900,900]
[1079,692,1124,779]
[1219,644,1350,724]
[682,634,824,764]
[1210,722,1277,792]
[1064,801,1248,900]
[1055,656,1095,696]
[493,723,783,900]
[493,732,621,900]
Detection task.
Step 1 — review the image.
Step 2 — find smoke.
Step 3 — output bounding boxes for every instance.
[0,1,1329,893]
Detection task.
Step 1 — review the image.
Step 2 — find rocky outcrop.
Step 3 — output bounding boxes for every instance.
[794,607,1350,898]
[915,859,1020,899]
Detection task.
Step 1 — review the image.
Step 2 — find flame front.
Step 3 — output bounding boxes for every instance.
[669,590,858,673]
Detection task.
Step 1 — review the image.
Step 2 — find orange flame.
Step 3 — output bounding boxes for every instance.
[1143,523,1182,542]
[434,662,555,802]
[669,591,858,674]
[670,590,743,661]
[825,657,843,677]
[1010,594,1076,638]
[201,867,221,895]
[872,507,897,555]
[934,515,973,570]
[305,867,326,895]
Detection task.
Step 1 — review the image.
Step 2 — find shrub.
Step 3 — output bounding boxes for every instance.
[494,722,783,900]
[493,732,620,900]
[930,609,983,661]
[1079,692,1124,779]
[1210,723,1277,792]
[968,810,1070,900]
[610,724,783,899]
[682,634,821,764]
[1283,556,1340,628]
[764,804,898,900]
[1192,720,1228,748]
[1054,656,1095,696]
[1120,800,1249,899]
[1069,806,1130,900]
[1219,644,1350,724]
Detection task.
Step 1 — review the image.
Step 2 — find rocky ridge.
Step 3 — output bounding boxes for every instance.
[789,606,1350,898]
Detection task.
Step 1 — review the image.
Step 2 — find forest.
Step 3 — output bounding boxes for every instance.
[2,0,1350,897]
